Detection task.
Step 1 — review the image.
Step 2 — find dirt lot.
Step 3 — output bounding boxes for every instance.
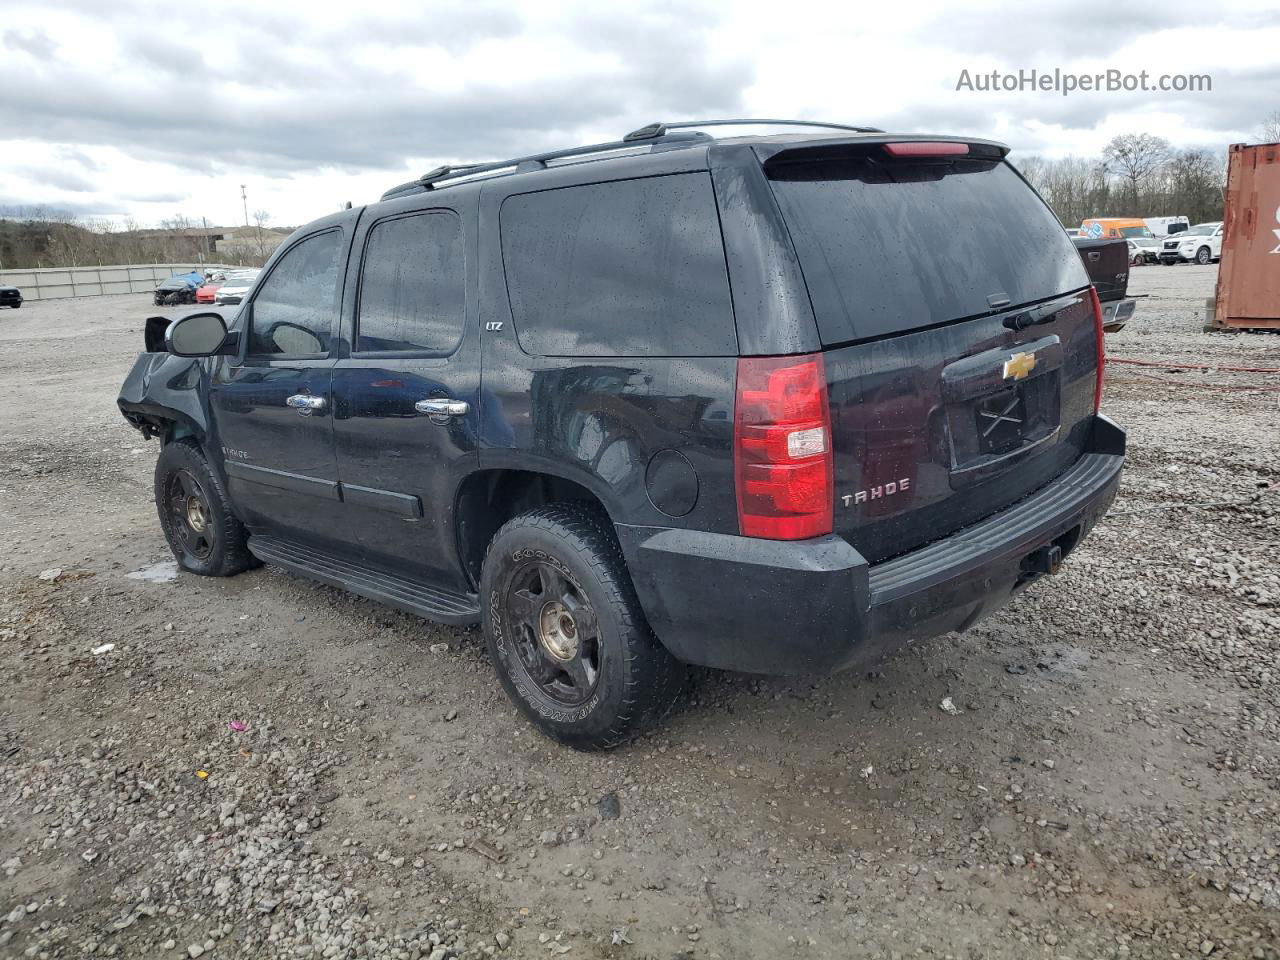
[1,265,1278,960]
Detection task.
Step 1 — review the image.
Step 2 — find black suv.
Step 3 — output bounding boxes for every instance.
[118,120,1125,750]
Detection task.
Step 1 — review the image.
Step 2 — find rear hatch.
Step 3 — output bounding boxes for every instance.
[1071,237,1129,301]
[762,140,1097,563]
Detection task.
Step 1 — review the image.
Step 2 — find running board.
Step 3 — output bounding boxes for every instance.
[248,535,480,625]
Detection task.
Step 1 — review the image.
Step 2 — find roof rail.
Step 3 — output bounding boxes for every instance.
[623,119,883,141]
[379,129,712,201]
[379,119,883,201]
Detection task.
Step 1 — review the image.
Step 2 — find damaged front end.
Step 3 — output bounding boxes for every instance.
[117,314,216,442]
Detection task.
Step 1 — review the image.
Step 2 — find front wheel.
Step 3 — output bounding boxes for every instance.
[481,504,686,750]
[154,439,259,576]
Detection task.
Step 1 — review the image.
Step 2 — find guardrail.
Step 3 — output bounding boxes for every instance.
[0,263,241,302]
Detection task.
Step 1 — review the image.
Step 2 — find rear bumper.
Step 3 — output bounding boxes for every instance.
[1101,298,1136,333]
[618,415,1125,675]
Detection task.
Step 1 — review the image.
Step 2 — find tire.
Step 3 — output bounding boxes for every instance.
[11,302,19,309]
[1131,253,1143,266]
[1196,246,1212,265]
[480,503,686,750]
[154,439,259,577]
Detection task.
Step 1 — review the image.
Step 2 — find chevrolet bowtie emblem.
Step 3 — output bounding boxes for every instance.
[1003,351,1037,381]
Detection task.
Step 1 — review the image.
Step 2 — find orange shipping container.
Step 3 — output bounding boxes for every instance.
[1214,141,1280,330]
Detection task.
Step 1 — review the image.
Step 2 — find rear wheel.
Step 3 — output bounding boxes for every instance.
[154,439,258,576]
[1195,246,1212,265]
[481,504,685,750]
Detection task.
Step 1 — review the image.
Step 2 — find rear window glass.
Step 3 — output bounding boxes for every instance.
[768,158,1088,344]
[500,173,736,356]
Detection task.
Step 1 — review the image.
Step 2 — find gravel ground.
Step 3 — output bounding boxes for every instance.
[1,264,1278,960]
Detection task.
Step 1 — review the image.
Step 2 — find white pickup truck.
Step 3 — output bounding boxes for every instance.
[1159,222,1223,265]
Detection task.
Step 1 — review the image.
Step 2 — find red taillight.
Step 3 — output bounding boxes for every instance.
[1088,286,1105,411]
[882,141,969,157]
[734,354,833,540]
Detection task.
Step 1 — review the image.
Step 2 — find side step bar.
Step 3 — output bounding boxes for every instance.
[248,535,480,625]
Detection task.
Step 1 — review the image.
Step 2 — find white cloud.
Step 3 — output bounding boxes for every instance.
[0,0,1274,228]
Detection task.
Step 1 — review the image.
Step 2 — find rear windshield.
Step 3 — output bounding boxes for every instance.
[767,158,1088,343]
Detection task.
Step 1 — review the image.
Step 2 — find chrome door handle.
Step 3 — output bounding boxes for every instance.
[414,398,469,418]
[286,394,326,416]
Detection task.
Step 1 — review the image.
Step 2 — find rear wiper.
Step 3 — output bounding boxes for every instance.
[1002,303,1060,332]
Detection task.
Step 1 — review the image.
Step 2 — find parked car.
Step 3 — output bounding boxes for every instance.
[195,281,223,304]
[1073,236,1136,332]
[1159,222,1224,265]
[153,271,204,306]
[0,283,21,308]
[213,270,260,305]
[118,120,1125,749]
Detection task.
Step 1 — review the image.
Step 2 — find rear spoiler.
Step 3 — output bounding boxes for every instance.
[757,135,1010,169]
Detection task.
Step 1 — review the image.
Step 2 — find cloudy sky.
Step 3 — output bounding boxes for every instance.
[1,0,1275,228]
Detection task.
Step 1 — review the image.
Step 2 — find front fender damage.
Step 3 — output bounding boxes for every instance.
[117,350,210,442]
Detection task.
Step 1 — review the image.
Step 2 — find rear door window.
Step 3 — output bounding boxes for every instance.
[356,211,464,355]
[767,158,1087,344]
[500,173,736,357]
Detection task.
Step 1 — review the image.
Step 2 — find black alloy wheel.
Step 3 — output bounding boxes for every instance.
[504,559,601,706]
[165,468,217,561]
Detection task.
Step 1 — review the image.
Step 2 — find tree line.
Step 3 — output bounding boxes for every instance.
[1016,134,1225,229]
[0,209,283,270]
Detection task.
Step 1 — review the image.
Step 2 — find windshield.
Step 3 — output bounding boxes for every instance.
[1118,226,1155,239]
[1183,223,1219,236]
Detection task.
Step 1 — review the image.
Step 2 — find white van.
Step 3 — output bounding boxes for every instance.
[1144,216,1190,238]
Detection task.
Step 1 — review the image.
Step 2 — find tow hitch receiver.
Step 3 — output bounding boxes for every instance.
[1022,544,1064,577]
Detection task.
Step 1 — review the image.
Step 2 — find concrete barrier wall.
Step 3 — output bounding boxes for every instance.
[0,264,241,301]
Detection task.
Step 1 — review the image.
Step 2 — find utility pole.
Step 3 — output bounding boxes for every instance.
[201,216,210,268]
[240,185,249,228]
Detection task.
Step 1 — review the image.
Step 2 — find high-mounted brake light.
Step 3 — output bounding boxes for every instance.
[1088,286,1105,412]
[734,354,833,540]
[882,141,969,157]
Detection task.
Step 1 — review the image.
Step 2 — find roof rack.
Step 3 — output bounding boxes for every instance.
[379,119,882,201]
[380,130,712,201]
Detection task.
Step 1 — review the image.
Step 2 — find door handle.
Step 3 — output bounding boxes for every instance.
[286,394,326,416]
[414,398,469,418]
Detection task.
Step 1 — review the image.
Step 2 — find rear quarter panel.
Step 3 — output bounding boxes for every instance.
[474,152,740,533]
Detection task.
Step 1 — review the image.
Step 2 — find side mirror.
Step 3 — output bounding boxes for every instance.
[166,312,230,357]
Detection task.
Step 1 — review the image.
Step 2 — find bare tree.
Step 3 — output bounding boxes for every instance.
[1260,111,1280,143]
[253,209,271,260]
[1165,148,1226,224]
[1102,133,1172,214]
